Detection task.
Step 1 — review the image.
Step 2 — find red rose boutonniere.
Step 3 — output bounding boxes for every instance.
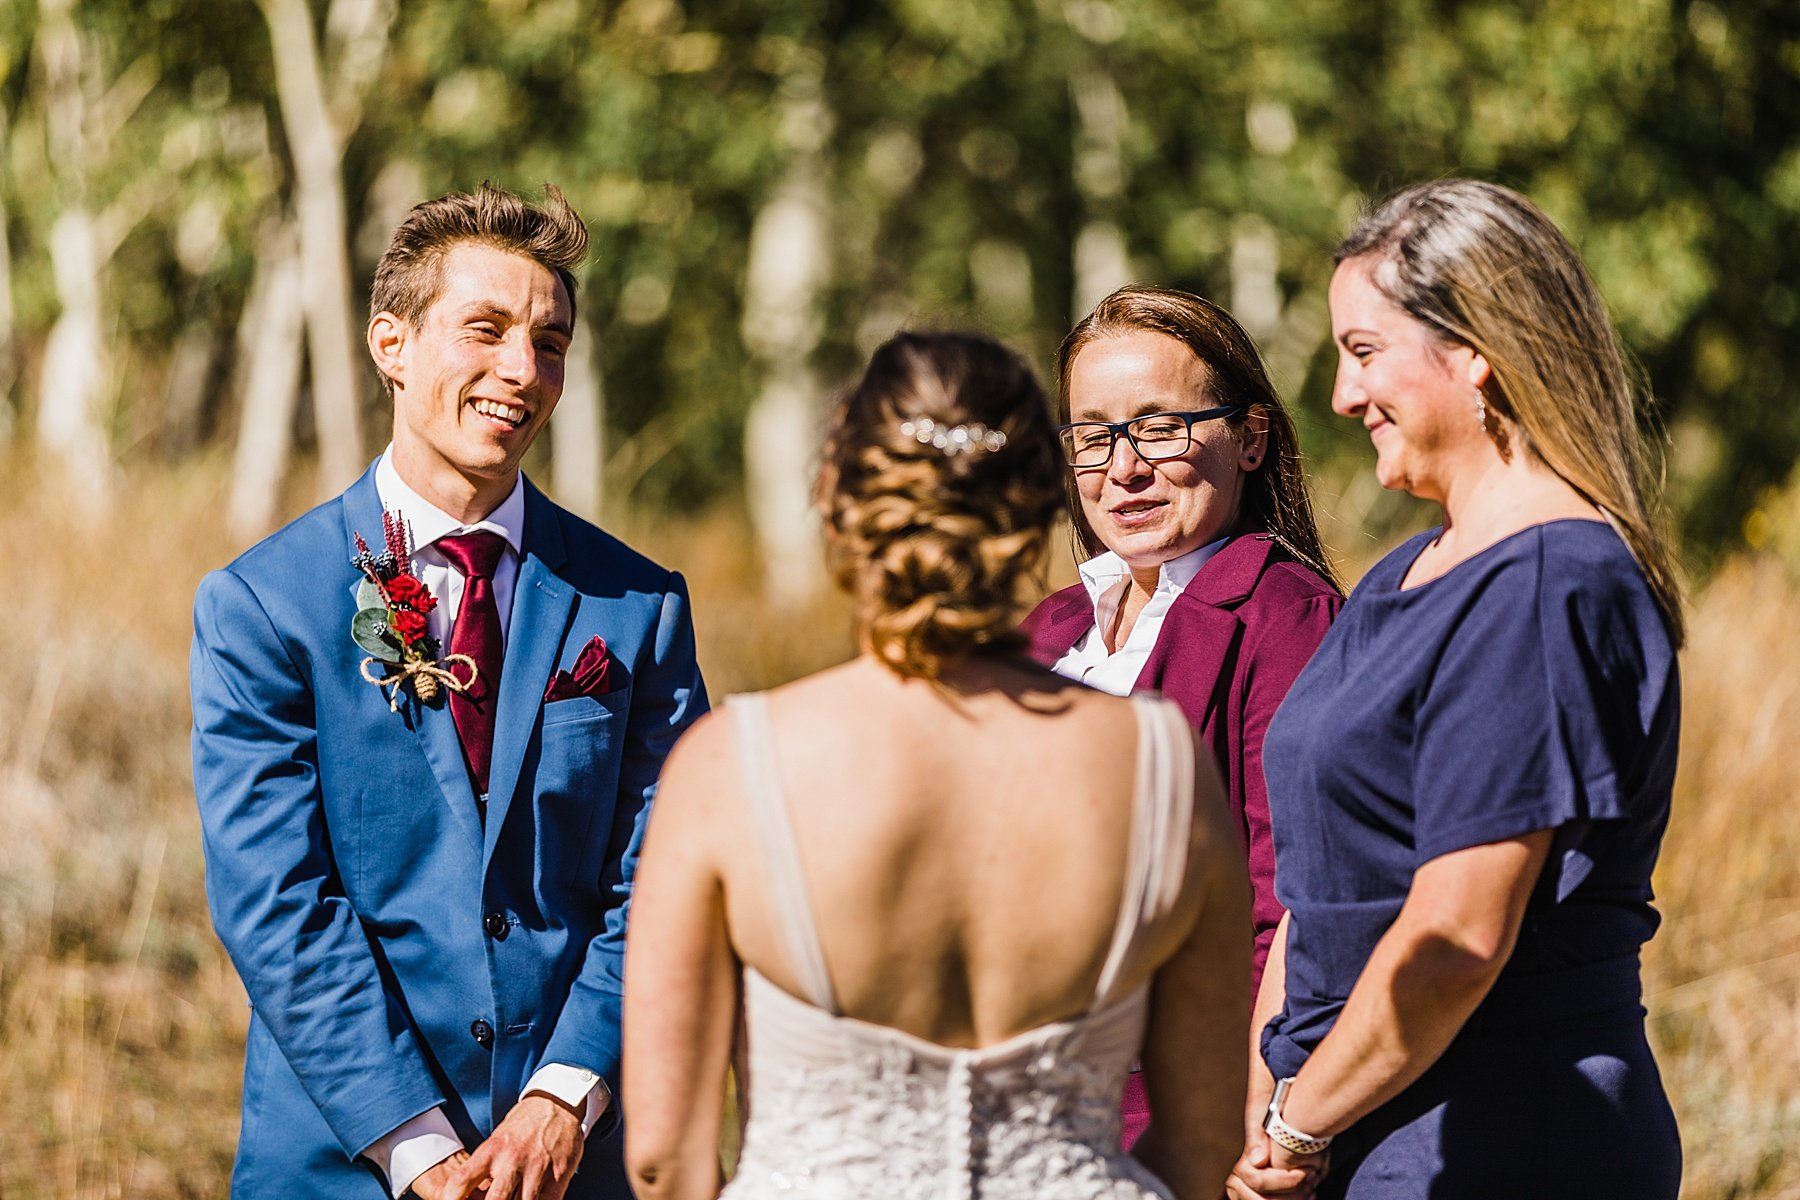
[351,511,478,709]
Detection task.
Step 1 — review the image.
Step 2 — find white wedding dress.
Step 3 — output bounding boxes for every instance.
[720,692,1196,1200]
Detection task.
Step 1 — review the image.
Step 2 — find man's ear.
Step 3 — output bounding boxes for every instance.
[367,311,407,389]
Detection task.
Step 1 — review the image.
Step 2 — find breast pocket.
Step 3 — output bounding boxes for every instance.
[533,689,630,881]
[542,687,629,727]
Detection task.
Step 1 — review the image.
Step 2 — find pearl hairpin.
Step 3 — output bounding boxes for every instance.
[899,417,1008,456]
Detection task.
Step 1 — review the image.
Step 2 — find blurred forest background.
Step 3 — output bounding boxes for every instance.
[2,0,1799,1196]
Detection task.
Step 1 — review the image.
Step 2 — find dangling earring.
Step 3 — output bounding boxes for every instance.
[1475,385,1513,462]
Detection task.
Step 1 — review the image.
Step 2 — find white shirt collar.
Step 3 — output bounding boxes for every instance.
[1075,536,1226,609]
[374,445,525,554]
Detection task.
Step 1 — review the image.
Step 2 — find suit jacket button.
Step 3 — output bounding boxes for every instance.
[471,1019,494,1048]
[484,912,508,940]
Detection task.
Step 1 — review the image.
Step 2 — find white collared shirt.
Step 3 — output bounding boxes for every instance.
[374,448,525,646]
[1051,538,1227,696]
[362,447,608,1196]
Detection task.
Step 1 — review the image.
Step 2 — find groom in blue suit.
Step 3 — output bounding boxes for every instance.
[191,183,705,1200]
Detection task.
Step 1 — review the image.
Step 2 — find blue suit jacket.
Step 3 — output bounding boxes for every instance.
[191,463,706,1198]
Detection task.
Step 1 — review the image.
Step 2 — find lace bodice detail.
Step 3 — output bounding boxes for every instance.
[728,970,1174,1199]
[720,693,1195,1200]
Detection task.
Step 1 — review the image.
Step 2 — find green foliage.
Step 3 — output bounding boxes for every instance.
[351,606,399,660]
[1,0,1796,554]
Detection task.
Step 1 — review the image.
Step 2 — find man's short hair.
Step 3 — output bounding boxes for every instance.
[369,182,589,387]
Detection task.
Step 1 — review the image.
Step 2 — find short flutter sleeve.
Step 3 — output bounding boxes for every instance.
[1409,535,1674,899]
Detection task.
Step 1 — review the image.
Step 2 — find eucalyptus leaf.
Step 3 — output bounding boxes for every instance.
[352,607,401,662]
[356,578,386,612]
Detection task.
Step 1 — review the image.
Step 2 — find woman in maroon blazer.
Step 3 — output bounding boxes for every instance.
[1023,286,1341,1147]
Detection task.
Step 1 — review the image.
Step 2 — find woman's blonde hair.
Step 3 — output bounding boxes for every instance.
[1336,179,1685,644]
[817,331,1065,680]
[1057,286,1340,591]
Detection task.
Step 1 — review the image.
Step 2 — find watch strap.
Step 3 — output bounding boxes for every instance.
[1264,1076,1334,1155]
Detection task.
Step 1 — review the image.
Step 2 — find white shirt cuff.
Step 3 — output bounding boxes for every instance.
[523,1062,610,1136]
[363,1107,463,1198]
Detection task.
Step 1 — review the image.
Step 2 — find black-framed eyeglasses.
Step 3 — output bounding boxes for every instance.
[1056,404,1244,468]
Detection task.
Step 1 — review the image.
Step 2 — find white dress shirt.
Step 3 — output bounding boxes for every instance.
[1051,538,1227,696]
[362,447,609,1197]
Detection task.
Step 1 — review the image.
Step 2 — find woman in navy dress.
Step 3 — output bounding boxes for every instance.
[1229,180,1685,1200]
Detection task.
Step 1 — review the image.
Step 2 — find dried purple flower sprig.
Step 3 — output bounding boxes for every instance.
[382,509,412,579]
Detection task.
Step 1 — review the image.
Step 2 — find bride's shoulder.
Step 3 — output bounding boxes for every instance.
[654,704,749,813]
[980,675,1144,770]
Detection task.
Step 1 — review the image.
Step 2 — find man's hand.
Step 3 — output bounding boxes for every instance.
[408,1150,473,1200]
[442,1094,585,1200]
[1225,1128,1326,1200]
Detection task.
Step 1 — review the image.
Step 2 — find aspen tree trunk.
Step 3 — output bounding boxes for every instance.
[1070,68,1131,319]
[160,322,218,459]
[34,0,111,501]
[1236,100,1311,381]
[229,222,307,540]
[259,0,365,493]
[0,103,15,445]
[742,74,833,604]
[38,213,110,493]
[161,198,228,458]
[1230,215,1281,341]
[552,313,605,522]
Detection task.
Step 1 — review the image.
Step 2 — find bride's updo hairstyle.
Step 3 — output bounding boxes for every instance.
[818,331,1064,681]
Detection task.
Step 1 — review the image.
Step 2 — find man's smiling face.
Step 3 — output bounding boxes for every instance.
[379,240,573,511]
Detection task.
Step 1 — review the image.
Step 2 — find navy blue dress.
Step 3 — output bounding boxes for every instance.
[1262,520,1681,1199]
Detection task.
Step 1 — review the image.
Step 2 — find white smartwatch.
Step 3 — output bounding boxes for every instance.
[1264,1076,1334,1156]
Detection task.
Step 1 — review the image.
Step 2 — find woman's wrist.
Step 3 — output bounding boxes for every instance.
[1264,1076,1334,1153]
[1244,1064,1276,1137]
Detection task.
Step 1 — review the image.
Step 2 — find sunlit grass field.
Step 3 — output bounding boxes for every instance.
[2,454,1796,1198]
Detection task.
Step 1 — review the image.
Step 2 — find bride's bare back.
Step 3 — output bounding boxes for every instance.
[714,656,1213,1047]
[629,653,1251,1199]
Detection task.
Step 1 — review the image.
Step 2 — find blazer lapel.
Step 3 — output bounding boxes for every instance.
[1135,595,1240,713]
[340,462,484,856]
[482,484,575,867]
[1182,533,1278,609]
[1023,583,1097,665]
[1133,534,1280,720]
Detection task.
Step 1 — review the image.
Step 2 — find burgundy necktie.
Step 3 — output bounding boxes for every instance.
[437,531,507,798]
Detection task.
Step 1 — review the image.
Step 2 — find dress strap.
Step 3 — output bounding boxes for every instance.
[1091,694,1197,1009]
[728,694,839,1013]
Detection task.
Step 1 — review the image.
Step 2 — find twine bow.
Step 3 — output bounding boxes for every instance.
[360,653,479,710]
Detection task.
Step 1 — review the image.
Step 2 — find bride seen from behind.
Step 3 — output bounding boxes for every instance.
[622,331,1262,1199]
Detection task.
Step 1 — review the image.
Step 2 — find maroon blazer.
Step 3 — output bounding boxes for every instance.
[1022,533,1341,990]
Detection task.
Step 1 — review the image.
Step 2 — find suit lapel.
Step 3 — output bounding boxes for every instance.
[482,484,575,868]
[340,462,387,562]
[415,690,487,855]
[340,463,485,857]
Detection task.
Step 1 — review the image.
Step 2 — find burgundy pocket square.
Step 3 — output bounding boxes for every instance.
[545,636,613,703]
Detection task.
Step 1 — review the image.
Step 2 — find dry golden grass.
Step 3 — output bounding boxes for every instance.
[1,457,246,1197]
[1649,490,1800,1198]
[1,452,1795,1198]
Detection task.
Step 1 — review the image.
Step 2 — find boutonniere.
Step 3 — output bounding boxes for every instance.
[351,511,478,710]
